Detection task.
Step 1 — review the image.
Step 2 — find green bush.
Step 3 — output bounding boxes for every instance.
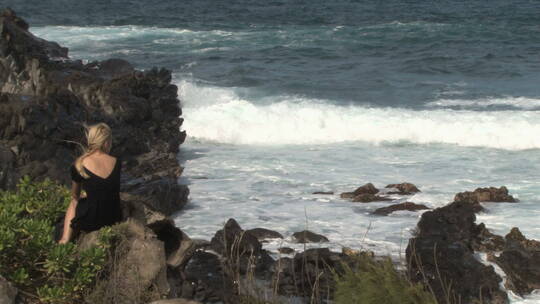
[0,177,113,303]
[334,254,437,304]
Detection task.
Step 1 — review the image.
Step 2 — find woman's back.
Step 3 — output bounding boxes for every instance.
[70,152,122,232]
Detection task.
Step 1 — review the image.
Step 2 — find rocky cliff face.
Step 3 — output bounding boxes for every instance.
[0,8,187,212]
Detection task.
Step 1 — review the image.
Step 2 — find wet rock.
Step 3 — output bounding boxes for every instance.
[351,193,392,203]
[0,275,17,304]
[489,228,540,296]
[278,247,295,254]
[385,182,421,194]
[372,202,429,216]
[453,195,486,213]
[340,183,379,199]
[245,228,283,241]
[454,186,516,203]
[313,191,334,195]
[406,200,508,304]
[292,230,329,243]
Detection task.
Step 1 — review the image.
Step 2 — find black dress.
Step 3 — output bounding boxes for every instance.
[70,158,122,232]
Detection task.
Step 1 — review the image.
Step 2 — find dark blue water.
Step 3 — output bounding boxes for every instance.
[6,0,540,108]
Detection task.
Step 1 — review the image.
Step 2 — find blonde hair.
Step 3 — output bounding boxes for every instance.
[75,123,112,178]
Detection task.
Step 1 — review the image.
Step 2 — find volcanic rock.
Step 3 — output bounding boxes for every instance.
[340,183,379,199]
[385,182,421,194]
[292,230,329,243]
[454,186,516,203]
[210,219,274,275]
[246,228,284,241]
[489,228,540,296]
[406,200,508,304]
[372,202,429,216]
[351,193,392,203]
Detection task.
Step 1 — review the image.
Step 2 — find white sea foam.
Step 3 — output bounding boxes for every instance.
[178,80,540,150]
[427,97,540,110]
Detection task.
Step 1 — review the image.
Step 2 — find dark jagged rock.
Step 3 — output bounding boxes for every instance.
[292,230,329,243]
[372,202,429,216]
[179,251,231,303]
[385,182,421,194]
[351,193,392,203]
[245,228,283,241]
[273,248,345,300]
[454,186,517,203]
[210,219,274,275]
[0,10,187,206]
[453,194,486,213]
[406,200,508,304]
[340,182,378,199]
[489,228,540,296]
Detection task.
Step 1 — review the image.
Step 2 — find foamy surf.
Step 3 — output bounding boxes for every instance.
[179,80,540,150]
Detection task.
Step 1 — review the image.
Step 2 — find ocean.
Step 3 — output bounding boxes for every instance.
[7,0,540,301]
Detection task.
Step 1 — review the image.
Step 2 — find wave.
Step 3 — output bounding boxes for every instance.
[178,80,540,150]
[426,97,540,110]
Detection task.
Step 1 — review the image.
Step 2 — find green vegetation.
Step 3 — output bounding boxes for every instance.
[0,177,114,303]
[334,254,437,304]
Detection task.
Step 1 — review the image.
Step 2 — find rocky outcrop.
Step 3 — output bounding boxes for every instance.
[340,183,378,199]
[0,275,17,304]
[81,220,170,304]
[245,228,284,241]
[292,230,329,243]
[0,9,187,215]
[341,182,420,203]
[210,219,274,275]
[406,200,508,304]
[385,182,420,194]
[454,186,516,203]
[273,248,344,300]
[372,202,429,216]
[149,299,202,304]
[489,228,540,296]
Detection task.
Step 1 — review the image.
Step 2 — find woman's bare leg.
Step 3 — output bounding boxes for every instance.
[58,199,77,244]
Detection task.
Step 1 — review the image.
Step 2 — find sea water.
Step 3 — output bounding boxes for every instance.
[11,0,540,301]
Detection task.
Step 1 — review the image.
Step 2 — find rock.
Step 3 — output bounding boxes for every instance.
[351,193,392,203]
[0,275,17,304]
[0,9,187,211]
[180,251,232,303]
[452,194,486,213]
[0,144,16,190]
[340,183,378,199]
[149,300,202,304]
[245,228,283,241]
[312,191,334,195]
[454,186,516,203]
[406,200,508,304]
[372,202,429,216]
[489,228,540,296]
[273,248,345,300]
[385,182,420,194]
[210,219,274,275]
[82,220,170,303]
[292,230,329,243]
[278,247,295,254]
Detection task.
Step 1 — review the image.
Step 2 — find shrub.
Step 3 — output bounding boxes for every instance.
[334,254,437,304]
[0,177,113,303]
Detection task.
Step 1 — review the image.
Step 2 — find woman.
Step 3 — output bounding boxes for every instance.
[58,123,122,244]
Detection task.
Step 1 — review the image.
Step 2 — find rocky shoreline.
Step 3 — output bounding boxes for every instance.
[1,8,540,304]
